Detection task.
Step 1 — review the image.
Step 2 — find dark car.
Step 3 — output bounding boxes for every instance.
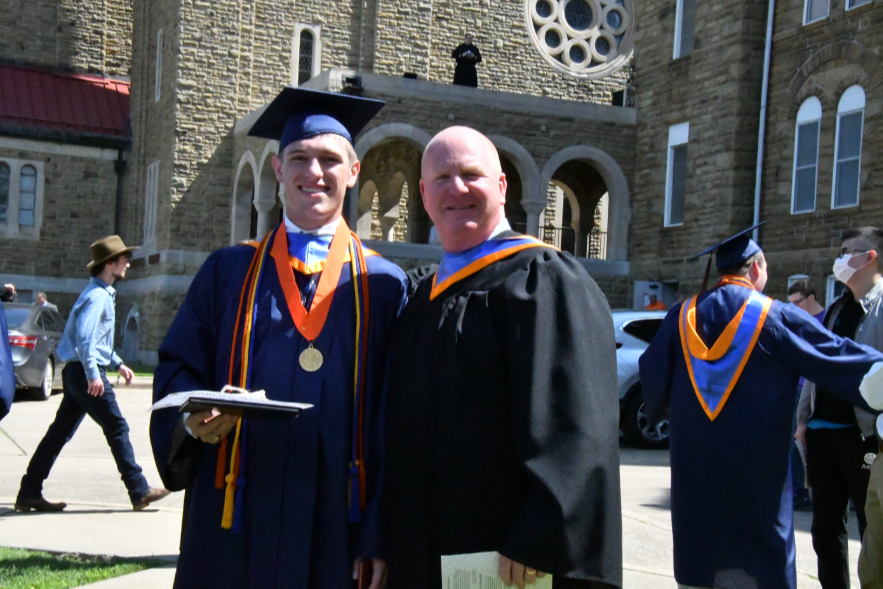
[3,303,67,400]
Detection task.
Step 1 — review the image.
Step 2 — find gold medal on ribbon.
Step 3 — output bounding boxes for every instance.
[299,344,324,372]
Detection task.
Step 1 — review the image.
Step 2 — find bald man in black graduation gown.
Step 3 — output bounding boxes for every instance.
[384,126,622,588]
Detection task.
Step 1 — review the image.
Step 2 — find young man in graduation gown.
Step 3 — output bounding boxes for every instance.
[639,226,883,589]
[150,88,408,589]
[384,126,622,589]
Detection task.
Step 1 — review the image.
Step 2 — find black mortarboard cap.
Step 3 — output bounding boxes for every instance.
[694,222,765,292]
[695,221,765,269]
[247,87,385,151]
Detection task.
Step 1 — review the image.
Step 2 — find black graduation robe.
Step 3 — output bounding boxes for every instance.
[384,234,623,588]
[452,43,482,87]
[150,227,408,589]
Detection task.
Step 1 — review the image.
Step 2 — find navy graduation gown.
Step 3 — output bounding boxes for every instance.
[640,284,883,589]
[385,237,623,588]
[0,304,15,421]
[151,229,408,589]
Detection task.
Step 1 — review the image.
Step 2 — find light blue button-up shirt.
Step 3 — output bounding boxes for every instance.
[57,277,123,380]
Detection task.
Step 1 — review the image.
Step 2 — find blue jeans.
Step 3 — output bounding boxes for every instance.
[18,362,150,504]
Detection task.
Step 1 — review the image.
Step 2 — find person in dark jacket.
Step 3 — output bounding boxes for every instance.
[452,34,482,87]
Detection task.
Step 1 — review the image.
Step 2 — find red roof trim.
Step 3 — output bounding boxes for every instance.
[0,63,131,139]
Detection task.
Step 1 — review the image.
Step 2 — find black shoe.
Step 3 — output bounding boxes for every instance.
[793,495,813,512]
[14,496,67,512]
[132,487,170,511]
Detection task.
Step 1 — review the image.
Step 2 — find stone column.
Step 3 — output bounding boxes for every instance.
[521,201,546,238]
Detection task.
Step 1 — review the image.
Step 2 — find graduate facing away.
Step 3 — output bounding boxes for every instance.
[639,225,883,589]
[150,88,408,589]
[384,126,623,588]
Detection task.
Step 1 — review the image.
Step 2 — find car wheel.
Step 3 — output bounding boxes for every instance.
[29,360,53,401]
[622,388,669,449]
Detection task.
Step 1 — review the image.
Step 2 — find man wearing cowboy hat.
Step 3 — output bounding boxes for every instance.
[15,236,169,512]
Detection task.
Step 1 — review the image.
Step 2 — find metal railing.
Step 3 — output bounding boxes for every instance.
[513,223,607,259]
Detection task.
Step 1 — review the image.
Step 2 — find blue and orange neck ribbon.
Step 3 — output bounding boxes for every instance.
[678,276,772,421]
[430,234,555,300]
[215,220,372,532]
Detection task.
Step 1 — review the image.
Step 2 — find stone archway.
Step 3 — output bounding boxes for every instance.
[122,304,140,365]
[232,151,258,244]
[538,146,630,261]
[487,135,540,225]
[355,123,432,243]
[256,144,282,237]
[352,123,432,239]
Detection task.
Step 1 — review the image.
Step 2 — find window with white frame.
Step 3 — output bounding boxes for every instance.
[792,97,821,214]
[832,85,865,209]
[788,274,810,289]
[847,0,872,9]
[292,25,321,86]
[673,0,697,59]
[804,0,829,23]
[155,28,163,103]
[144,161,159,242]
[665,122,689,227]
[826,274,846,307]
[18,165,36,227]
[0,157,44,238]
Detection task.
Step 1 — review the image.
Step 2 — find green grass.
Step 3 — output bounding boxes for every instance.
[0,546,162,588]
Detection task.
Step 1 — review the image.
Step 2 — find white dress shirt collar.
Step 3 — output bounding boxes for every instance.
[284,215,342,236]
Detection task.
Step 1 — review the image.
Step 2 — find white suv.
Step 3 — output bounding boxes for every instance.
[613,309,670,449]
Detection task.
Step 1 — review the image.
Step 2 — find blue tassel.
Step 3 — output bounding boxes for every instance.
[349,467,361,523]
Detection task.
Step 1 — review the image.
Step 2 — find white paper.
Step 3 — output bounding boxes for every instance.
[149,390,313,412]
[860,361,883,410]
[441,551,552,589]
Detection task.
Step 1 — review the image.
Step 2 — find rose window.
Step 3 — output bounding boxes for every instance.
[526,0,634,79]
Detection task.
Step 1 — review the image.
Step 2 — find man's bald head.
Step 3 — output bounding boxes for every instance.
[419,126,507,253]
[422,126,502,177]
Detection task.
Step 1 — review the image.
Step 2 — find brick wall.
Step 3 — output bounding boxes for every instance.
[758,0,883,302]
[627,0,769,292]
[0,146,117,278]
[0,0,132,76]
[372,0,630,103]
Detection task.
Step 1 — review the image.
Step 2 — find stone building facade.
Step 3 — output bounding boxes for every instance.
[629,0,883,307]
[118,0,638,363]
[5,0,879,366]
[0,0,132,76]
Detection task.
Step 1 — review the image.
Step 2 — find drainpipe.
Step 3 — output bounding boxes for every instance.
[113,149,126,234]
[753,0,776,242]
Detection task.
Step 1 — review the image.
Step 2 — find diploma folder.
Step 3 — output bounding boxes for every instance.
[151,390,313,421]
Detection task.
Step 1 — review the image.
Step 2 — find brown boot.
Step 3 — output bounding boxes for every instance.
[132,487,171,511]
[14,495,67,512]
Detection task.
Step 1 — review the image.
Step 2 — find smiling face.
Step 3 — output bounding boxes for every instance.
[419,127,507,253]
[272,133,360,231]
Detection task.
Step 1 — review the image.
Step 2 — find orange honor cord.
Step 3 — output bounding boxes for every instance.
[214,234,266,489]
[272,221,351,342]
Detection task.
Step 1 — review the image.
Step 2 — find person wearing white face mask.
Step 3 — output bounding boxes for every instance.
[794,227,883,589]
[828,228,883,588]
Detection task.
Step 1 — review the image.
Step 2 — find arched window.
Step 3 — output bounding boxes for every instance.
[18,165,36,227]
[0,163,9,223]
[298,30,314,86]
[833,85,865,209]
[792,96,821,214]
